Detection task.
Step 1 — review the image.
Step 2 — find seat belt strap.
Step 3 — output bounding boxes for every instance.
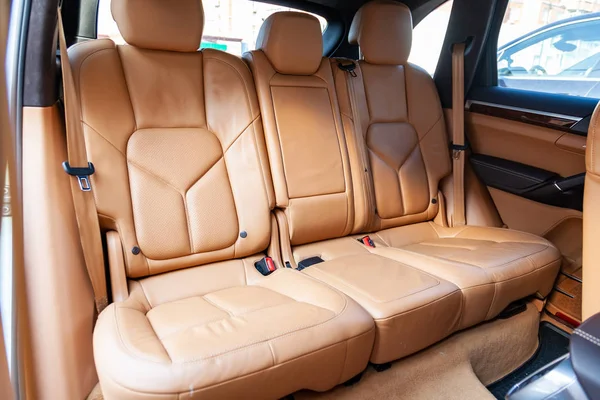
[451,42,466,227]
[337,60,376,230]
[58,8,108,314]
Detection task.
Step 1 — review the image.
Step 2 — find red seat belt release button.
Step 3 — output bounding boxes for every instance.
[359,236,375,248]
[265,257,276,272]
[255,256,277,276]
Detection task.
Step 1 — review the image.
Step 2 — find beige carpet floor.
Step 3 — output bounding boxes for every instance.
[296,304,540,400]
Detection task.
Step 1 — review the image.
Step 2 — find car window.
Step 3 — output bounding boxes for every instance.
[498,0,600,98]
[97,0,327,57]
[409,0,453,75]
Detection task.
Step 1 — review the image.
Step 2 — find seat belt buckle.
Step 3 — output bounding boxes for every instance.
[63,161,95,192]
[358,235,375,248]
[255,256,277,276]
[450,143,468,160]
[337,62,357,77]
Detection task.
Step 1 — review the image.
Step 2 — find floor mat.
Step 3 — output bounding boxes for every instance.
[487,322,570,399]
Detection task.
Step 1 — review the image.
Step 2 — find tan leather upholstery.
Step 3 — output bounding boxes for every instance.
[244,21,356,246]
[76,2,374,398]
[293,238,462,363]
[111,0,204,52]
[256,11,323,75]
[246,12,465,364]
[94,256,375,399]
[331,0,561,327]
[583,101,600,320]
[368,223,560,326]
[69,40,273,278]
[348,0,412,65]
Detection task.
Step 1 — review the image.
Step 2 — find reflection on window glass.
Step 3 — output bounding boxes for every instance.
[409,0,453,75]
[498,0,600,98]
[97,0,327,57]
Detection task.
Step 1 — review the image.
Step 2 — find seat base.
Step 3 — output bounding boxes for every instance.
[294,240,462,364]
[93,256,375,399]
[369,222,561,327]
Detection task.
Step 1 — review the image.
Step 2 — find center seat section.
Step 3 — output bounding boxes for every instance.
[244,12,464,365]
[332,0,563,328]
[74,1,375,398]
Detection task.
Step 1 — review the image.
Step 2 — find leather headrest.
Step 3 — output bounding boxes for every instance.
[256,12,323,75]
[349,0,412,65]
[111,0,204,52]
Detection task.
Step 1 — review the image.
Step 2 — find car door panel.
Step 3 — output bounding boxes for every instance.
[467,112,586,177]
[466,110,585,323]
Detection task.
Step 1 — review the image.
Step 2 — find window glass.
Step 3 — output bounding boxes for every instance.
[97,0,327,56]
[498,0,600,98]
[409,0,453,75]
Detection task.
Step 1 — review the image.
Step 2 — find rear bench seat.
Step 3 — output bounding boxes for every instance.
[245,7,561,364]
[79,1,374,398]
[76,0,561,398]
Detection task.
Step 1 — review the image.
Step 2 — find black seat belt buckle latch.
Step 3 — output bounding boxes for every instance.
[337,62,357,77]
[358,235,375,248]
[255,256,277,276]
[63,161,95,192]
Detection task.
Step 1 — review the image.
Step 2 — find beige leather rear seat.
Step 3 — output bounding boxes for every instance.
[245,12,464,364]
[245,8,561,364]
[336,0,562,328]
[77,1,374,398]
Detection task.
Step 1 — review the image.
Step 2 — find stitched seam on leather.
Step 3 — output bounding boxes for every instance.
[128,270,350,364]
[113,305,172,363]
[373,231,391,247]
[267,341,276,367]
[182,192,195,253]
[373,289,461,323]
[102,327,375,395]
[574,329,600,346]
[201,295,235,317]
[180,302,347,362]
[115,47,138,132]
[308,266,441,304]
[116,297,344,365]
[250,117,275,210]
[137,280,154,309]
[127,159,182,193]
[154,301,296,341]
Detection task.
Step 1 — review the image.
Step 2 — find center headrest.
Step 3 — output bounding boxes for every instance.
[111,0,204,52]
[256,12,324,75]
[349,0,412,65]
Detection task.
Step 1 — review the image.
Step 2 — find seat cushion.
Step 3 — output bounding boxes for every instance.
[293,238,462,364]
[369,222,561,327]
[93,257,375,399]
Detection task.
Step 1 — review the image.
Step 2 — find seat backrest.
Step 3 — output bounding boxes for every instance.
[346,0,452,231]
[244,12,359,246]
[68,0,274,278]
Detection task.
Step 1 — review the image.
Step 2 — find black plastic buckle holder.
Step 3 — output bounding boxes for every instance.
[337,62,357,77]
[63,161,95,192]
